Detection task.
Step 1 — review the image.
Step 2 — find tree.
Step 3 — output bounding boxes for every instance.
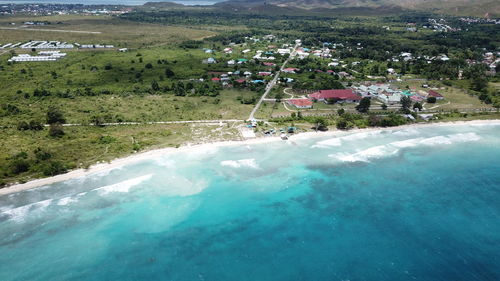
[427,97,437,103]
[337,108,345,116]
[314,117,328,131]
[381,103,388,110]
[336,119,350,130]
[275,92,284,102]
[165,68,175,78]
[401,96,412,113]
[145,63,153,69]
[413,102,423,111]
[356,97,371,113]
[471,76,488,92]
[151,80,160,91]
[46,106,65,124]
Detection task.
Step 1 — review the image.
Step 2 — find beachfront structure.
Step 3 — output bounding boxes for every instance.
[308,89,361,103]
[8,51,66,62]
[286,99,313,109]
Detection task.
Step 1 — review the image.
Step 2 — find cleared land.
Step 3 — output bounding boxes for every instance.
[0,15,216,47]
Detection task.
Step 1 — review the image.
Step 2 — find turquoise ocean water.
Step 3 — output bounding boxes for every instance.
[0,123,499,281]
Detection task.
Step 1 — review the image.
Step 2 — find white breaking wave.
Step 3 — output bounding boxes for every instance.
[95,174,153,195]
[329,132,481,163]
[57,196,78,206]
[220,158,259,169]
[391,128,420,137]
[330,145,400,163]
[311,138,342,148]
[1,199,53,223]
[311,130,383,148]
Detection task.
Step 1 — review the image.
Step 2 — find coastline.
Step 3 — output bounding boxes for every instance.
[1,119,499,196]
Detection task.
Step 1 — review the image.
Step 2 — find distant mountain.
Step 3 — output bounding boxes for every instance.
[218,0,500,17]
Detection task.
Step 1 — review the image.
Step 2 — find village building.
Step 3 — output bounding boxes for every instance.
[428,90,444,100]
[308,89,361,103]
[286,99,313,109]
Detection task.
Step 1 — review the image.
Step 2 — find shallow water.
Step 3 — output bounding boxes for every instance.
[1,124,499,281]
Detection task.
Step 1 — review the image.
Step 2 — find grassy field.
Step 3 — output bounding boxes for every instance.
[0,15,216,48]
[0,88,257,126]
[0,43,262,126]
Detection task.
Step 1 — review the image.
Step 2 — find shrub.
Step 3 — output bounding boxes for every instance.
[42,161,67,176]
[29,120,44,130]
[47,106,65,124]
[34,148,52,161]
[48,123,65,138]
[10,159,30,174]
[17,121,30,131]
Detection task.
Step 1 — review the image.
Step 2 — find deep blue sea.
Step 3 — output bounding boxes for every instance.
[0,123,499,281]
[0,0,220,5]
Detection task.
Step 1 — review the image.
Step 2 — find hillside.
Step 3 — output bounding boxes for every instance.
[219,0,500,17]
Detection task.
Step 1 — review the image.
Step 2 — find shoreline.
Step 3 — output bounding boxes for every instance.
[1,119,499,196]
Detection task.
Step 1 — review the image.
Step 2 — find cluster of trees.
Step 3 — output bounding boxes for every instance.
[6,148,67,177]
[168,81,222,97]
[292,76,344,90]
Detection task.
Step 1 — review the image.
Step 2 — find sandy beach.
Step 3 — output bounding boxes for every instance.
[1,119,499,196]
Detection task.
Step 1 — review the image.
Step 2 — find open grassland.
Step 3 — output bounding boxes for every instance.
[0,89,256,126]
[0,122,242,186]
[0,15,216,47]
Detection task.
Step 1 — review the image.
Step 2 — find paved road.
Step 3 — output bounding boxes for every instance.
[248,42,300,120]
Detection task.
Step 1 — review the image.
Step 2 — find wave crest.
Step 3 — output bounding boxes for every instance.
[329,132,481,163]
[220,158,259,169]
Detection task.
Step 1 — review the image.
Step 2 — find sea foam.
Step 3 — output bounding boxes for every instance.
[220,158,259,169]
[95,174,153,195]
[312,130,383,148]
[1,199,53,223]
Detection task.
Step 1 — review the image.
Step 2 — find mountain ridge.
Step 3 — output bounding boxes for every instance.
[217,0,500,17]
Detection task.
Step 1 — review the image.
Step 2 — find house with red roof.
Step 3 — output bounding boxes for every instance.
[258,71,273,76]
[428,90,444,100]
[282,67,300,74]
[211,77,221,82]
[286,99,313,109]
[308,89,361,103]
